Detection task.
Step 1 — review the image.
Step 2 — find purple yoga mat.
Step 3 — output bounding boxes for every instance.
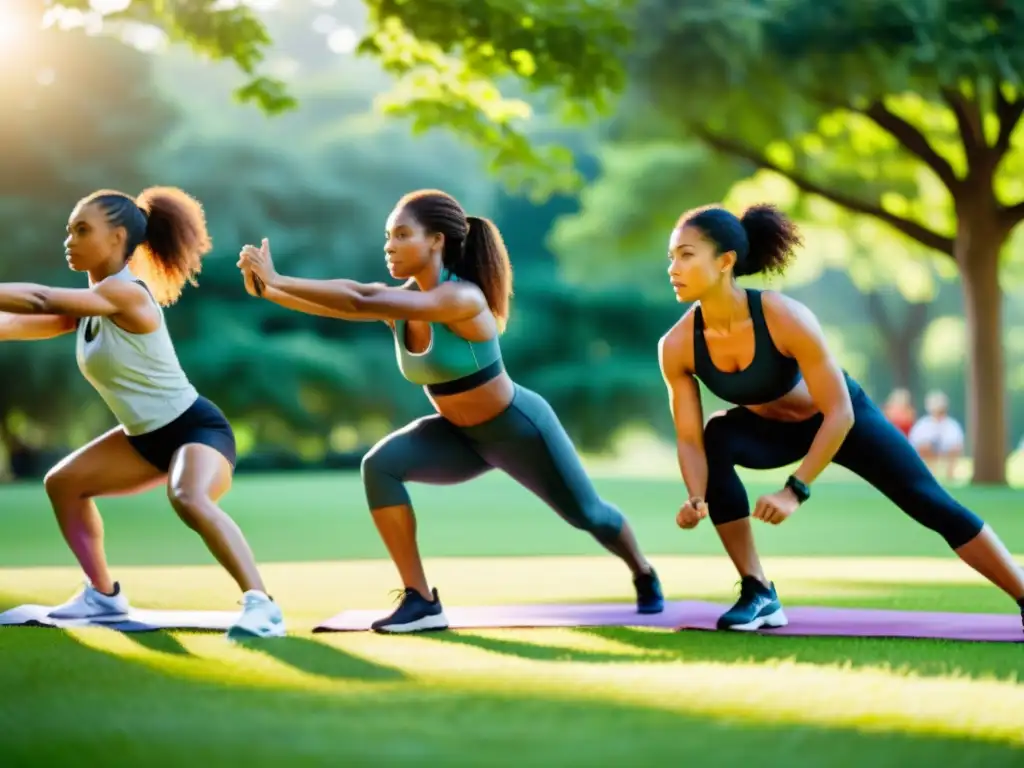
[314,600,1022,643]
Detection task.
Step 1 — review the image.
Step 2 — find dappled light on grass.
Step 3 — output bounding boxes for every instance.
[3,552,1023,763]
[66,627,408,695]
[51,621,1024,748]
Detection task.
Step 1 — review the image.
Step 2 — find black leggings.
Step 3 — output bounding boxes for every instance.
[704,379,985,549]
[360,385,625,543]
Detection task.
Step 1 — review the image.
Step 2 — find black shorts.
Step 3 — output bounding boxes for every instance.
[126,396,237,473]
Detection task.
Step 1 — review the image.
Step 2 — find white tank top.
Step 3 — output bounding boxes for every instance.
[75,266,198,436]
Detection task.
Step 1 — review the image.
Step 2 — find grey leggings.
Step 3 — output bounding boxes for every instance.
[360,385,625,543]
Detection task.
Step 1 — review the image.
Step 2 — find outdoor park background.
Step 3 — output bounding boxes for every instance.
[4,0,1024,488]
[1,2,1023,766]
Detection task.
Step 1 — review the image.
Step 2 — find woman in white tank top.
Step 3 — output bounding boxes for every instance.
[0,187,285,639]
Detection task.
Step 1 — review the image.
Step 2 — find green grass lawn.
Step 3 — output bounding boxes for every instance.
[0,470,1022,766]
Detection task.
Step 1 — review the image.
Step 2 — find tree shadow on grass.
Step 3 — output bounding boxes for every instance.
[0,588,405,684]
[0,629,1020,767]
[574,580,1023,682]
[401,581,1022,683]
[122,630,193,657]
[239,635,407,683]
[416,627,663,663]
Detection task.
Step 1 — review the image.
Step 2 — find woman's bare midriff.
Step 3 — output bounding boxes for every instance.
[401,315,516,427]
[743,379,822,422]
[426,372,516,427]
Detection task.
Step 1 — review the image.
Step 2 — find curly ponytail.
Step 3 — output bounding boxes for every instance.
[676,202,801,278]
[737,204,802,278]
[84,186,212,306]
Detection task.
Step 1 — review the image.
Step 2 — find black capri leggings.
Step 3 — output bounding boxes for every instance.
[360,384,625,544]
[703,378,985,549]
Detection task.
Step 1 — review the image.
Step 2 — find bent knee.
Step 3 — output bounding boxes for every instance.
[44,466,84,501]
[702,412,734,456]
[940,509,985,549]
[360,449,410,509]
[167,485,210,528]
[359,448,386,481]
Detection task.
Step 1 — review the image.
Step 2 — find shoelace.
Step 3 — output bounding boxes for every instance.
[238,594,272,609]
[634,571,658,594]
[735,578,760,602]
[387,587,416,605]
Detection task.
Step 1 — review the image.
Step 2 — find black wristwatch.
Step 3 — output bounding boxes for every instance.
[785,475,811,505]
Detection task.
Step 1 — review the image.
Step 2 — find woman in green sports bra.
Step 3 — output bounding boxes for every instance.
[237,188,664,633]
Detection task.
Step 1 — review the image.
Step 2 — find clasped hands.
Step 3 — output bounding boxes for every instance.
[236,238,277,296]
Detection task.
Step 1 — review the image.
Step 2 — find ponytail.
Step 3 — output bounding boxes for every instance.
[457,215,513,331]
[677,202,801,278]
[736,204,801,278]
[85,186,212,306]
[399,189,514,331]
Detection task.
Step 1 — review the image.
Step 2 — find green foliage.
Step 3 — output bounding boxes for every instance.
[38,0,294,113]
[0,27,178,448]
[503,281,681,449]
[17,0,1024,472]
[357,0,632,196]
[549,142,751,284]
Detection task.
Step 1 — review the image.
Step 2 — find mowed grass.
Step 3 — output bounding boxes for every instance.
[0,470,1023,767]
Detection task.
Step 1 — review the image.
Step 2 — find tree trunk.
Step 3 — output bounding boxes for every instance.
[956,220,1008,485]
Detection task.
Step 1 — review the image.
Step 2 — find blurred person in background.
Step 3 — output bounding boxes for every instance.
[882,387,916,438]
[909,390,964,482]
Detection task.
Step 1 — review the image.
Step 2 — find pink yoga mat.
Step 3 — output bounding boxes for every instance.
[313,600,1023,643]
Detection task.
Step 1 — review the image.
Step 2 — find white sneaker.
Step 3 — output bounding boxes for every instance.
[47,581,131,621]
[226,590,286,639]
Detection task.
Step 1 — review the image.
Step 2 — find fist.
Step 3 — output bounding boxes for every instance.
[676,498,708,530]
[753,488,799,525]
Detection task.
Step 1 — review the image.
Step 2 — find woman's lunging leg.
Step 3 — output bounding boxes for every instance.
[703,409,817,630]
[360,416,491,632]
[44,428,164,619]
[834,398,1024,605]
[167,442,286,639]
[472,388,664,613]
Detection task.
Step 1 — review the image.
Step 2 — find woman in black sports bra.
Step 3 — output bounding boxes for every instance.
[659,203,1024,633]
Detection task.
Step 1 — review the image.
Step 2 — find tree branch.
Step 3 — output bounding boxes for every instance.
[994,89,1024,157]
[1002,200,1024,227]
[691,127,956,256]
[862,102,960,191]
[941,87,986,157]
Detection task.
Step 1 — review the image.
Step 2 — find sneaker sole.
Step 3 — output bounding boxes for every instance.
[46,611,130,623]
[372,612,450,634]
[720,607,788,632]
[637,603,665,615]
[226,623,287,640]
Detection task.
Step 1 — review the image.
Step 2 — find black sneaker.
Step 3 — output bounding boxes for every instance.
[634,568,665,614]
[371,587,449,634]
[717,576,788,631]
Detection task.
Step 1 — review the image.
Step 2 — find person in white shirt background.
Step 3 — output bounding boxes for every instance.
[909,390,964,482]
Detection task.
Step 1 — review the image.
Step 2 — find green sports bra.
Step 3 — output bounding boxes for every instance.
[391,270,504,395]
